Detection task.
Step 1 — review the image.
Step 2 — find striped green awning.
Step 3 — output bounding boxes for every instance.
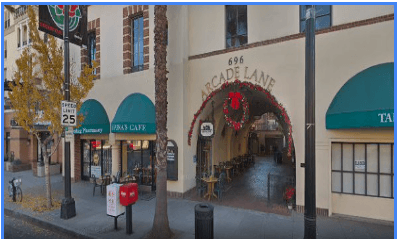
[111,93,156,134]
[74,99,110,134]
[326,63,394,129]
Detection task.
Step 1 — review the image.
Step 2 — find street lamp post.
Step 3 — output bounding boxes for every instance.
[304,5,316,239]
[60,5,76,219]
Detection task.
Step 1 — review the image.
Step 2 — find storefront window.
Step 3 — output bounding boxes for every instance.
[121,140,154,187]
[331,142,394,198]
[81,139,112,180]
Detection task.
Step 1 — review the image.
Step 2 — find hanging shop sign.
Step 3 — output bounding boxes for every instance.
[39,5,87,46]
[200,122,214,138]
[167,140,178,181]
[200,56,276,102]
[354,159,365,170]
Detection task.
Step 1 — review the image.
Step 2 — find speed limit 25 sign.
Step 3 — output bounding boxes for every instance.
[61,101,77,127]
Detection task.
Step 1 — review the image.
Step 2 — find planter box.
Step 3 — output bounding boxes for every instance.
[37,164,60,177]
[6,162,32,172]
[50,164,61,175]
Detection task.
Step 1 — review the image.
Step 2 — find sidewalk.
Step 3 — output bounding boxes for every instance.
[3,170,394,239]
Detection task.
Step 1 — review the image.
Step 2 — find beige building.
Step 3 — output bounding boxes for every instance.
[66,5,393,221]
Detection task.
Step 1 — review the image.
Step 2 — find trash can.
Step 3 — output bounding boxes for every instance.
[195,203,214,239]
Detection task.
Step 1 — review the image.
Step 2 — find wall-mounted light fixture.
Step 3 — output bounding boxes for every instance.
[26,138,31,145]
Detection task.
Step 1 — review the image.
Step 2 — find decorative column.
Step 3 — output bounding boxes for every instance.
[111,141,121,176]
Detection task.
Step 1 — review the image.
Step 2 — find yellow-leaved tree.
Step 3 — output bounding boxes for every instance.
[9,6,97,208]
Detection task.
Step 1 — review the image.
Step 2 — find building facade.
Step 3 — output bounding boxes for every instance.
[66,5,393,221]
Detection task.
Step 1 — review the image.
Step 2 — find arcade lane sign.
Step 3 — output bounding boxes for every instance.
[39,5,87,46]
[200,56,277,102]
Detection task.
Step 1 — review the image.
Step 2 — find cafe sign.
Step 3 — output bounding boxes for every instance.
[200,122,214,138]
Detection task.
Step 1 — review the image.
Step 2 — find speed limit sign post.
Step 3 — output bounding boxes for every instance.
[61,101,77,127]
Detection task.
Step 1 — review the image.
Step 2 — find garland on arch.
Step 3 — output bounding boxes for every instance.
[188,79,294,156]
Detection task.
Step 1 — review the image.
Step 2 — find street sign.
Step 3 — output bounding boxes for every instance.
[61,101,77,126]
[65,127,74,142]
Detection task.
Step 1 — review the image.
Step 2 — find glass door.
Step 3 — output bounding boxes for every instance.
[82,140,91,180]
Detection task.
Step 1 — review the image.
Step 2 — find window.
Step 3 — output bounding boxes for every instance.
[23,25,28,46]
[226,5,247,48]
[17,27,21,48]
[4,68,7,82]
[4,41,7,59]
[300,5,331,32]
[4,10,10,29]
[88,32,96,74]
[331,142,394,198]
[132,16,144,72]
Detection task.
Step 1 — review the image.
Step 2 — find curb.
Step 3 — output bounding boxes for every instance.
[4,208,95,239]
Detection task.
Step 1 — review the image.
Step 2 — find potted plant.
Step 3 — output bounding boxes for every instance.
[284,185,295,210]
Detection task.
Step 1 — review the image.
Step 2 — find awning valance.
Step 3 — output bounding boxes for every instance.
[326,63,394,129]
[111,93,156,134]
[74,99,110,134]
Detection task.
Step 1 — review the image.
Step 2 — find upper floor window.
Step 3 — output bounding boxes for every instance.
[300,5,331,32]
[5,41,7,59]
[4,68,7,82]
[226,5,247,48]
[17,27,21,48]
[88,32,96,74]
[132,16,144,72]
[4,10,10,29]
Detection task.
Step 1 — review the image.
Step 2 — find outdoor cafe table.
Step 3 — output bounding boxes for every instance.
[225,166,233,182]
[202,176,218,201]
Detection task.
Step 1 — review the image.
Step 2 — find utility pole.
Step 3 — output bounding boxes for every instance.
[60,5,76,219]
[304,5,316,239]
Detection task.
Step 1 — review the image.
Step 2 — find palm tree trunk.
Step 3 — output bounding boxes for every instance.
[146,5,173,239]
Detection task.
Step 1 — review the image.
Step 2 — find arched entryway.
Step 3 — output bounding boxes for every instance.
[187,79,296,214]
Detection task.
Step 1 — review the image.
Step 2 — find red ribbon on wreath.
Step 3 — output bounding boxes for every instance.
[228,92,242,110]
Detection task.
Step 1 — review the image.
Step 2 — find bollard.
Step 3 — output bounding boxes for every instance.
[126,204,133,234]
[195,203,214,239]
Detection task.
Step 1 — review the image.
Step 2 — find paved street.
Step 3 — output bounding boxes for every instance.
[4,214,72,239]
[3,169,394,239]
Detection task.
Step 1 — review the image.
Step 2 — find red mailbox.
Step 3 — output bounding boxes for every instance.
[119,183,138,206]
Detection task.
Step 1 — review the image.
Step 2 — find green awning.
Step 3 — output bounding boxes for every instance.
[326,63,394,129]
[111,93,156,134]
[74,99,110,134]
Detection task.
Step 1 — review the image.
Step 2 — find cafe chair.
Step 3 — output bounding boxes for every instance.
[214,172,226,201]
[92,175,103,196]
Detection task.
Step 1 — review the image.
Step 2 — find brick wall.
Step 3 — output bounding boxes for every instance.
[73,135,81,182]
[122,5,149,74]
[81,18,100,79]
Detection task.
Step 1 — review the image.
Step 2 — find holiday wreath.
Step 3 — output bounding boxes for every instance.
[223,92,249,131]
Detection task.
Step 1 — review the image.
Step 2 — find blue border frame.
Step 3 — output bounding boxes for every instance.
[1,3,396,239]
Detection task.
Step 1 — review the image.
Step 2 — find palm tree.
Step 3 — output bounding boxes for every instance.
[145,5,174,239]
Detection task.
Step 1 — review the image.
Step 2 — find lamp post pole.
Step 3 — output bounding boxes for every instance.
[304,5,316,239]
[60,5,76,219]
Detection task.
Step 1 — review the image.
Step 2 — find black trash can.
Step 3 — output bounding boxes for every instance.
[195,203,214,239]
